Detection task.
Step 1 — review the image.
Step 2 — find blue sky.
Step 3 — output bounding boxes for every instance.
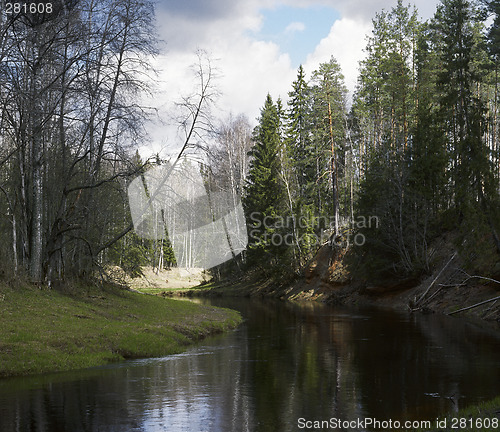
[251,6,341,67]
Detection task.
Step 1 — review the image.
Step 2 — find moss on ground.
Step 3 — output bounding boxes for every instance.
[0,282,241,377]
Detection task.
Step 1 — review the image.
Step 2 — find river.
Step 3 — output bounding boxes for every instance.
[1,298,499,431]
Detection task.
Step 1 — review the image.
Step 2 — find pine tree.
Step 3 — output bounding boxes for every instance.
[433,0,493,211]
[410,23,448,215]
[356,0,420,154]
[310,57,348,232]
[351,1,429,277]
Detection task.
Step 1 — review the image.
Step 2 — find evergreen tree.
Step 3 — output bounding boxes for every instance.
[284,66,317,264]
[310,57,348,232]
[244,94,286,268]
[433,0,495,213]
[356,0,420,154]
[351,1,430,278]
[228,0,500,278]
[410,22,448,215]
[286,66,313,196]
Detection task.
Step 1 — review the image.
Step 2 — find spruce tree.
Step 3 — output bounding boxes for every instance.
[286,66,313,195]
[285,66,317,263]
[244,94,286,268]
[431,0,500,261]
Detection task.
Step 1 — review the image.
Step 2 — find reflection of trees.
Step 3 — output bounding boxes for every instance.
[346,308,500,422]
[219,299,366,431]
[1,300,500,431]
[0,299,364,431]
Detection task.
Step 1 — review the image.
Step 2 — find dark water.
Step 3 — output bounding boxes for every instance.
[1,298,500,431]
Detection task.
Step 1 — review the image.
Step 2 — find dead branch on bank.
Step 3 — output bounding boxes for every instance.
[409,253,457,311]
[448,272,500,316]
[448,295,500,315]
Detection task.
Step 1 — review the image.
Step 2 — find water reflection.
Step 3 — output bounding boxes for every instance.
[0,298,499,431]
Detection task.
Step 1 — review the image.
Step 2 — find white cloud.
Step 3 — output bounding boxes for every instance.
[304,17,371,96]
[217,40,295,119]
[285,21,306,34]
[142,10,296,157]
[143,0,441,158]
[291,0,439,22]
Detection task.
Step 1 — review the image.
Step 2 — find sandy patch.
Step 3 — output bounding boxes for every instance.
[125,267,209,292]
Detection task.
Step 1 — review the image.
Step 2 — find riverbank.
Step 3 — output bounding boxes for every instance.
[120,266,208,293]
[294,243,500,331]
[0,280,241,377]
[411,396,500,432]
[168,268,500,330]
[174,242,500,330]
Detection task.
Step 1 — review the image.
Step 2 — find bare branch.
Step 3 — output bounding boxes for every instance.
[448,295,500,315]
[95,50,220,256]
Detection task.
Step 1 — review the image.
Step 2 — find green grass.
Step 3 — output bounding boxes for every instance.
[0,282,241,377]
[409,396,500,431]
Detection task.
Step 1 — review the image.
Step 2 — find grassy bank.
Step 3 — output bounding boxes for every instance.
[410,396,500,431]
[0,281,241,377]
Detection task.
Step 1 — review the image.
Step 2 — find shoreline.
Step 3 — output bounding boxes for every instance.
[0,281,242,378]
[163,275,500,340]
[168,241,500,332]
[181,275,500,332]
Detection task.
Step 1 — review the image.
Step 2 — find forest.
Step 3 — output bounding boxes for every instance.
[0,0,499,287]
[241,0,500,283]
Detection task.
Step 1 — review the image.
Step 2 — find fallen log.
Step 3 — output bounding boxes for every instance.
[448,295,500,315]
[415,252,457,307]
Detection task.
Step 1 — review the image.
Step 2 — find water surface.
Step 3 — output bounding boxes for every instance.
[1,298,499,431]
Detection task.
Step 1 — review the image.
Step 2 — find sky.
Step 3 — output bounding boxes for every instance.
[142,0,441,157]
